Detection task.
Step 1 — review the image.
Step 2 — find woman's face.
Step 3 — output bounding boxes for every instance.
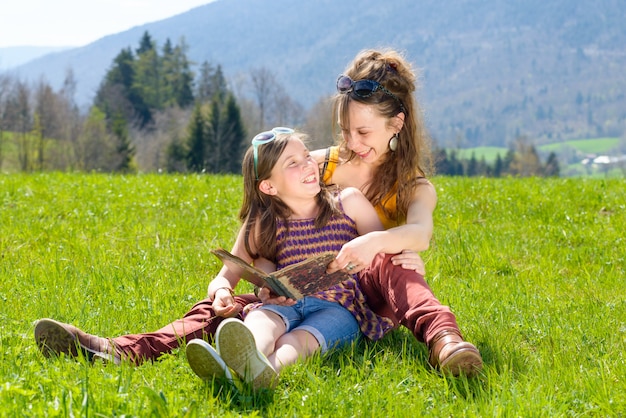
[341,101,396,165]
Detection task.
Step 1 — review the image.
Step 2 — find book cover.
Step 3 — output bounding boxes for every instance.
[210,248,351,299]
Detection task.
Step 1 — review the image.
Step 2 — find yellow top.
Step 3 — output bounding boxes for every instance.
[321,146,400,229]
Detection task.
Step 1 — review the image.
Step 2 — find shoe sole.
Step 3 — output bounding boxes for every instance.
[34,318,82,358]
[34,318,120,364]
[186,339,233,382]
[216,318,277,390]
[439,347,483,377]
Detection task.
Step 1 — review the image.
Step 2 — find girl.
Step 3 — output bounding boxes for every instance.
[185,128,392,389]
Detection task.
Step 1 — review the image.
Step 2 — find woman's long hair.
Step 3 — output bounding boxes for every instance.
[332,48,433,224]
[239,132,340,262]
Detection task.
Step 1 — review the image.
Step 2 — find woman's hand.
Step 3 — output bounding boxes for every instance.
[212,288,243,318]
[257,287,297,306]
[327,233,382,274]
[391,249,426,276]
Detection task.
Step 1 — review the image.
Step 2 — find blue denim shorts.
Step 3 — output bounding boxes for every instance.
[259,296,361,353]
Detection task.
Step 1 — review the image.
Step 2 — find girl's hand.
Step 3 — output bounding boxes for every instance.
[257,287,297,306]
[391,250,426,276]
[212,288,243,318]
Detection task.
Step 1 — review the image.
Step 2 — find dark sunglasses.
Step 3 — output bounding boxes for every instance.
[336,75,405,113]
[252,127,295,180]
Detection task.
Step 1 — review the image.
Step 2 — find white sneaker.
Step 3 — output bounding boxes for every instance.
[186,339,233,382]
[216,318,278,390]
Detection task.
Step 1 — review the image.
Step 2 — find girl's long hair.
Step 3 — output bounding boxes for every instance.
[332,48,433,224]
[239,132,340,262]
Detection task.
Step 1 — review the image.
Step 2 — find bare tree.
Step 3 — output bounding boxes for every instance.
[8,80,33,171]
[132,106,191,171]
[508,136,544,177]
[0,74,12,170]
[33,78,61,170]
[250,67,276,132]
[250,66,306,133]
[303,95,334,150]
[272,83,305,127]
[52,68,84,170]
[77,106,117,171]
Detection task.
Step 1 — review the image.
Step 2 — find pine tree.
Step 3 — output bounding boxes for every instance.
[136,31,154,55]
[466,152,478,176]
[494,153,503,177]
[206,99,222,173]
[165,137,187,173]
[134,38,161,116]
[95,47,151,128]
[434,148,451,175]
[221,93,246,173]
[185,103,208,172]
[195,61,215,103]
[211,65,229,102]
[502,147,515,174]
[544,152,560,177]
[110,111,135,172]
[169,39,195,108]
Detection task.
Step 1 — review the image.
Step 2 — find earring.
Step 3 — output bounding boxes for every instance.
[389,133,398,151]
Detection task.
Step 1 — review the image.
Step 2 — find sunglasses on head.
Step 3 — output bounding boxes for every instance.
[336,75,405,113]
[252,127,295,180]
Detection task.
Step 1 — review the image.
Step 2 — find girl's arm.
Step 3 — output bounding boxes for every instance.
[339,187,384,235]
[207,222,276,317]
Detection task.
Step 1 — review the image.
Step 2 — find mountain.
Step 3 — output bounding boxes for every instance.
[8,0,626,147]
[0,46,74,69]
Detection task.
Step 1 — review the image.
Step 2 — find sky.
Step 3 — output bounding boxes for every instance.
[0,0,215,48]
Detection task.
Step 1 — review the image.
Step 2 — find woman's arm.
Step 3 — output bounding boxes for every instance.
[329,182,436,274]
[313,146,431,275]
[384,180,437,252]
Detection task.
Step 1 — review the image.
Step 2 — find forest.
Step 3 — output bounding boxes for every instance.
[0,32,561,177]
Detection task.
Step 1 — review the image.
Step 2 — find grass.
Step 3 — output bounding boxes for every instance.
[539,137,621,155]
[451,137,623,166]
[455,146,508,163]
[1,173,625,416]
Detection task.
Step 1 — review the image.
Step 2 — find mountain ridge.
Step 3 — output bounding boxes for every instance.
[6,0,626,147]
[0,46,74,69]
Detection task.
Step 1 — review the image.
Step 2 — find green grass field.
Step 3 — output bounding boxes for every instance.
[453,137,622,164]
[1,173,624,416]
[539,137,621,155]
[454,146,508,162]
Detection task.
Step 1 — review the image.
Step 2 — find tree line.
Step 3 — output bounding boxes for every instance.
[434,137,560,177]
[0,31,560,176]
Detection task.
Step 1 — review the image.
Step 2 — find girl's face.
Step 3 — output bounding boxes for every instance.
[341,101,398,165]
[263,138,320,200]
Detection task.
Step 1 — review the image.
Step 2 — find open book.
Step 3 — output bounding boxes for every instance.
[210,248,352,300]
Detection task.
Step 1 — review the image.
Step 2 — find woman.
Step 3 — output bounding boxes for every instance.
[309,48,483,376]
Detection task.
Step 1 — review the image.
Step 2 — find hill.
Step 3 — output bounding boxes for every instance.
[7,0,626,147]
[0,46,73,69]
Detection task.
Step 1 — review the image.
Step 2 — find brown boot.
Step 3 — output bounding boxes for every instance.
[34,318,121,364]
[428,329,482,377]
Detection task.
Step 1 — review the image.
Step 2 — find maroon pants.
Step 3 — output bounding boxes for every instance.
[112,254,460,363]
[358,253,459,344]
[112,294,260,363]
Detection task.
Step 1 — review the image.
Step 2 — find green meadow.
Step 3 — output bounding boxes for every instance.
[454,137,622,162]
[1,173,624,416]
